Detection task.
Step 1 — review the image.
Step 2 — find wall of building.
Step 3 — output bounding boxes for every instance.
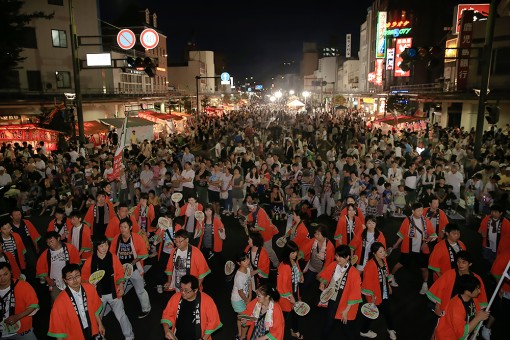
[189,51,215,94]
[359,21,368,92]
[19,0,104,93]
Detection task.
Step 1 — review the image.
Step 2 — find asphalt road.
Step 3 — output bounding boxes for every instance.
[26,211,508,340]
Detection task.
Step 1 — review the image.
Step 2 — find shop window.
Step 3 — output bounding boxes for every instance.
[27,71,42,91]
[56,71,71,88]
[51,29,67,48]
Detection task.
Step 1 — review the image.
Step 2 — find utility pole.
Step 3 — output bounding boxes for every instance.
[195,75,200,121]
[474,0,500,158]
[69,0,85,144]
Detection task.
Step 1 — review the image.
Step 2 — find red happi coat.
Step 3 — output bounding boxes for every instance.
[109,232,149,270]
[428,239,467,279]
[8,279,39,335]
[155,224,183,260]
[197,216,225,253]
[68,224,93,261]
[423,207,449,235]
[84,201,115,235]
[434,295,481,340]
[133,204,156,233]
[426,269,488,312]
[161,291,223,339]
[478,216,510,254]
[335,215,364,247]
[361,258,392,305]
[165,245,210,280]
[48,283,103,340]
[247,207,278,242]
[491,250,510,294]
[318,263,362,321]
[396,216,437,254]
[240,299,285,340]
[276,262,302,312]
[10,219,41,249]
[340,207,365,224]
[47,217,72,239]
[2,232,26,270]
[244,245,270,279]
[105,214,141,241]
[302,238,336,270]
[36,243,81,279]
[285,221,310,258]
[82,252,126,299]
[349,230,386,267]
[177,203,204,234]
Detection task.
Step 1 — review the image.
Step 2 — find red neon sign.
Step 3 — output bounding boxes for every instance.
[386,20,410,29]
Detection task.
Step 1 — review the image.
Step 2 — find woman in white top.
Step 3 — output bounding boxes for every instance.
[387,161,403,194]
[171,167,183,193]
[221,167,234,215]
[245,167,260,192]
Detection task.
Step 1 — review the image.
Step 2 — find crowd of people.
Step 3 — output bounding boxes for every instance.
[0,107,509,340]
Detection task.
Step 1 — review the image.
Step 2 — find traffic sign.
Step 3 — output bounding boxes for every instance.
[140,28,159,49]
[220,72,230,82]
[117,29,136,50]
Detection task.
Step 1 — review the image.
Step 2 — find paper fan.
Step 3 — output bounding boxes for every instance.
[293,301,311,316]
[171,192,183,203]
[320,287,335,303]
[361,303,379,319]
[89,270,106,285]
[224,260,236,276]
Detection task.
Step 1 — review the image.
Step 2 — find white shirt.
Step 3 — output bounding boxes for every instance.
[70,287,89,329]
[488,221,499,252]
[0,286,11,320]
[231,268,251,302]
[0,173,12,186]
[181,169,195,188]
[71,226,82,251]
[357,232,375,271]
[49,247,67,281]
[411,217,424,253]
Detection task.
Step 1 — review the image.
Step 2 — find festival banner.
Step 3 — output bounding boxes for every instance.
[112,115,128,181]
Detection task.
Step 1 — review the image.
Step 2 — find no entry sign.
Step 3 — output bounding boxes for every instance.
[117,29,136,50]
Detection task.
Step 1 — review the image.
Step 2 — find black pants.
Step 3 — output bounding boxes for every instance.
[158,251,171,285]
[321,297,357,340]
[283,310,301,334]
[360,298,394,332]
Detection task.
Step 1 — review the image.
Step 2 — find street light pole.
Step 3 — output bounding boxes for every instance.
[195,75,200,120]
[68,0,85,144]
[474,0,500,158]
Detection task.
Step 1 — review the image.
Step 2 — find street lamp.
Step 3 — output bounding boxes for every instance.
[269,96,276,103]
[289,90,295,95]
[302,91,310,105]
[274,91,282,99]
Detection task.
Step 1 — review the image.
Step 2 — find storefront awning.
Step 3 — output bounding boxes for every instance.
[0,124,60,150]
[76,121,110,135]
[100,117,156,128]
[138,110,183,122]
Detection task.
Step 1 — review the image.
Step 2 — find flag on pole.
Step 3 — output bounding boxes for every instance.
[112,115,128,181]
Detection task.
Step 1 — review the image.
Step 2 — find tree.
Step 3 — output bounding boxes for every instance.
[0,0,53,80]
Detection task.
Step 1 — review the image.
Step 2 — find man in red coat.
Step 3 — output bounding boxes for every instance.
[0,262,39,338]
[434,275,489,340]
[161,274,222,340]
[478,204,510,264]
[36,231,81,304]
[428,223,467,281]
[389,202,437,294]
[48,263,105,339]
[109,218,151,319]
[9,207,40,276]
[423,197,450,239]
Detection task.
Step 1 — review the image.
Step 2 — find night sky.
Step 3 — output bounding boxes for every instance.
[99,0,372,85]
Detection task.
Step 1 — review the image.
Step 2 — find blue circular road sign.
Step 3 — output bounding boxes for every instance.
[220,72,230,82]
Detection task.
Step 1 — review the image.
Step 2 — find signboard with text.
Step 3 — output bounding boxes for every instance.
[375,11,387,59]
[386,48,395,70]
[346,34,352,58]
[453,4,489,34]
[375,59,384,86]
[394,38,412,77]
[456,10,474,91]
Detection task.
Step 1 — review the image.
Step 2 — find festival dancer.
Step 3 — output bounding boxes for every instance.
[240,284,285,340]
[0,262,39,339]
[389,202,437,294]
[68,211,93,262]
[82,236,134,340]
[318,245,362,340]
[360,242,397,339]
[105,203,141,241]
[426,250,488,317]
[335,203,364,247]
[83,190,115,239]
[244,232,270,292]
[36,231,81,304]
[301,224,335,293]
[428,223,466,281]
[423,197,449,239]
[46,207,72,242]
[161,274,222,340]
[478,204,510,264]
[48,263,105,339]
[246,203,280,268]
[109,217,151,318]
[433,275,489,340]
[349,215,386,272]
[164,229,210,291]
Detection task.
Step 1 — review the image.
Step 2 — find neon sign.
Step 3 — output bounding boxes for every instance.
[386,20,410,28]
[375,12,387,59]
[385,28,412,37]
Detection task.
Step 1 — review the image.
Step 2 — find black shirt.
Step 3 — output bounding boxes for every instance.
[95,206,107,238]
[118,237,134,264]
[175,299,198,340]
[94,255,115,296]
